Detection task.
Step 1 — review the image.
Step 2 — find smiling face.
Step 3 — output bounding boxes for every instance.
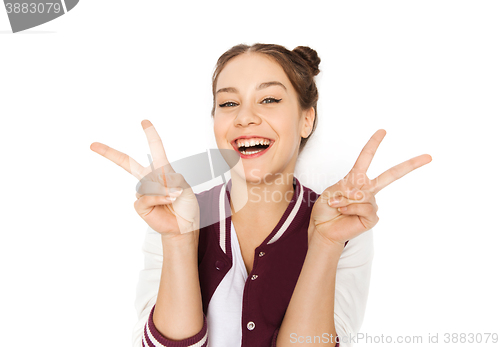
[213,52,315,184]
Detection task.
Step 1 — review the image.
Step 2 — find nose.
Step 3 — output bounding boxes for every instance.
[234,103,261,127]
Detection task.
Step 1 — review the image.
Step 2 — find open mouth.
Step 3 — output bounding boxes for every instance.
[232,138,274,156]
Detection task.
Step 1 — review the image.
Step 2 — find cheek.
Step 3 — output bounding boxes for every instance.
[213,116,229,144]
[271,110,302,143]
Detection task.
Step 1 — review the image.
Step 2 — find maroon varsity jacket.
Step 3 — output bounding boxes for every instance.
[142,176,344,347]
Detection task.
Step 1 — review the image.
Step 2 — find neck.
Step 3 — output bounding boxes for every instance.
[228,172,295,224]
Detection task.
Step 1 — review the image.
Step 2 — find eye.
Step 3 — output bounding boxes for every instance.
[261,97,282,104]
[219,101,239,108]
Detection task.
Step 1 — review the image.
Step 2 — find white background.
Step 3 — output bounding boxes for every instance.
[1,1,499,346]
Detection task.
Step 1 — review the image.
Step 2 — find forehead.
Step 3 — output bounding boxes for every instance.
[216,52,292,91]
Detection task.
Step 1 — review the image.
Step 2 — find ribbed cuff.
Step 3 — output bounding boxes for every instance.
[142,304,208,347]
[271,327,280,346]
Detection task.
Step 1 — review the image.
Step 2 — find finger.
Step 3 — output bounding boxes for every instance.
[90,142,145,180]
[351,129,387,173]
[160,172,192,191]
[327,188,361,206]
[137,180,168,196]
[329,190,376,209]
[338,202,379,230]
[337,202,377,218]
[135,189,183,200]
[142,120,172,174]
[344,188,369,201]
[134,195,177,217]
[372,154,432,194]
[136,180,184,197]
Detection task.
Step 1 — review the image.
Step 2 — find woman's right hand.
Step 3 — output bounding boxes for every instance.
[90,120,200,239]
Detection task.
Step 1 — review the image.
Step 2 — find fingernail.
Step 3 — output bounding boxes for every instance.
[329,199,339,206]
[165,196,177,202]
[168,188,183,195]
[338,206,347,212]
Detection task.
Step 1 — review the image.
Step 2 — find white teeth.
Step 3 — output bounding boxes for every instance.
[236,138,271,148]
[241,149,261,155]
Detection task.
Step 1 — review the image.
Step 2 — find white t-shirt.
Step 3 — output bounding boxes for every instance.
[206,222,248,346]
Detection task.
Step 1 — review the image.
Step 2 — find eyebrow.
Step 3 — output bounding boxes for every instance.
[257,81,287,91]
[216,81,287,94]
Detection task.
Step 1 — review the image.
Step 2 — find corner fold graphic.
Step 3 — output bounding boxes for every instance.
[64,0,78,12]
[4,0,79,33]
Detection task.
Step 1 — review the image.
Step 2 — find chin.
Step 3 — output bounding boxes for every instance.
[229,165,270,185]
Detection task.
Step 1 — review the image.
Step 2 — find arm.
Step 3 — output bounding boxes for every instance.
[272,226,374,347]
[273,128,428,346]
[91,120,207,346]
[153,232,204,338]
[132,228,207,347]
[274,224,343,347]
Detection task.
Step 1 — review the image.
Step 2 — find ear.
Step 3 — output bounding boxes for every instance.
[300,107,315,138]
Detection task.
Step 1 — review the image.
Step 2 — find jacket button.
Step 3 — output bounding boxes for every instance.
[251,274,258,280]
[258,251,265,257]
[215,260,225,271]
[247,321,255,330]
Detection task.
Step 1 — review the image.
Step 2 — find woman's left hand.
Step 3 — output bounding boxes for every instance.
[310,129,432,246]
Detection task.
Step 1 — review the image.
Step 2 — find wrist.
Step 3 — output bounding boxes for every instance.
[300,226,344,287]
[161,231,198,251]
[309,225,345,253]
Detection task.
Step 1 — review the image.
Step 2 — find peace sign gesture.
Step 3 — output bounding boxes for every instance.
[90,120,200,238]
[310,129,432,246]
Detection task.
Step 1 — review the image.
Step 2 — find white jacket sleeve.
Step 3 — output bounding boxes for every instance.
[131,227,164,347]
[334,228,375,347]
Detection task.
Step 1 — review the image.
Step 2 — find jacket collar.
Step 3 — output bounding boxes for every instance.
[217,176,304,255]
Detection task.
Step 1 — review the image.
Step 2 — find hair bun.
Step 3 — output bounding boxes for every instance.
[293,46,321,76]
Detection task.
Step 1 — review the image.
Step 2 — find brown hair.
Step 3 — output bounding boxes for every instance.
[211,43,321,154]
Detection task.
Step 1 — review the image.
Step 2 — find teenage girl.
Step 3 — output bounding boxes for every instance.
[90,43,432,347]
